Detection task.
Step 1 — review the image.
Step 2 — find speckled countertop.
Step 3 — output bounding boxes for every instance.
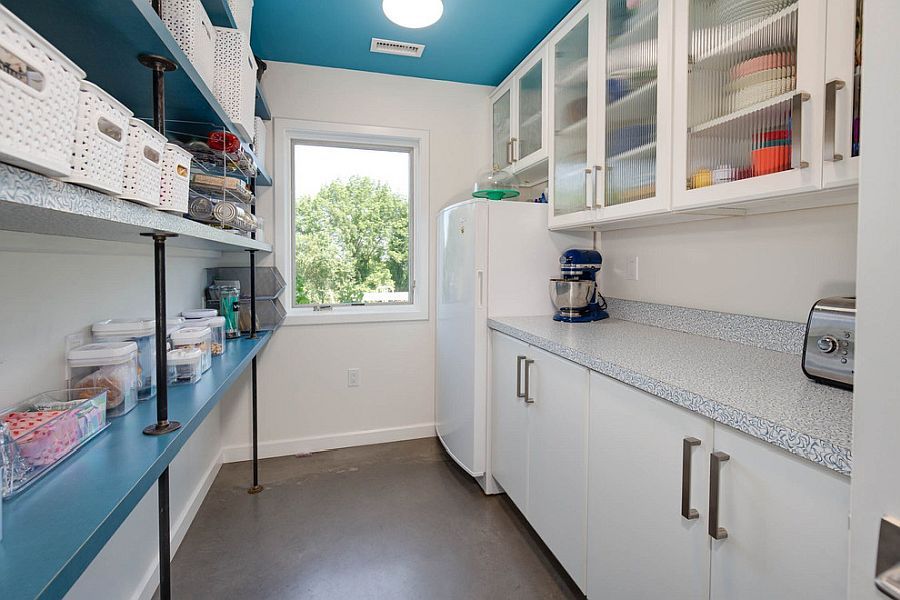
[488,316,853,476]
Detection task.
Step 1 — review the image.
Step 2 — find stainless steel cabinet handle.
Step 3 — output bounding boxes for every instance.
[584,168,593,209]
[824,79,845,162]
[511,137,519,162]
[681,437,701,520]
[790,92,811,170]
[523,359,535,404]
[709,451,730,540]
[516,355,526,399]
[592,165,603,208]
[506,140,513,166]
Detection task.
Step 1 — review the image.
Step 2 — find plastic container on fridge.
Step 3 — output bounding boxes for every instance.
[213,26,257,139]
[0,5,85,177]
[185,316,226,356]
[161,0,217,93]
[159,143,192,213]
[170,326,212,373]
[67,342,139,418]
[167,348,203,385]
[92,319,157,400]
[120,118,166,207]
[62,81,133,195]
[1,388,108,498]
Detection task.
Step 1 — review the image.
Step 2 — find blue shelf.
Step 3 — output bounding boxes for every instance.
[0,333,271,600]
[201,0,238,28]
[4,0,252,145]
[256,84,272,120]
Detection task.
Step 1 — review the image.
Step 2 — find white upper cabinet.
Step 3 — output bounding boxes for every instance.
[491,48,549,174]
[671,0,828,210]
[822,0,864,188]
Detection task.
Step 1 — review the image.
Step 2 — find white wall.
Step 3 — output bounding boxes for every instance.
[599,202,858,323]
[847,2,900,597]
[219,63,493,459]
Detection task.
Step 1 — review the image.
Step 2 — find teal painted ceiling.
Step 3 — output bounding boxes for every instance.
[250,0,581,86]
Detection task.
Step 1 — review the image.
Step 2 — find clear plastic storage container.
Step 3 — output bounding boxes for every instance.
[1,388,108,498]
[67,342,139,418]
[182,308,217,320]
[92,318,156,400]
[167,348,203,385]
[169,327,212,373]
[185,316,225,356]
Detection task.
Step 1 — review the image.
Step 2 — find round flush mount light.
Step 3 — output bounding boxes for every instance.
[382,0,444,29]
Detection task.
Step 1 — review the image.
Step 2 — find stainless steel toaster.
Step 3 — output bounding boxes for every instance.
[802,297,856,390]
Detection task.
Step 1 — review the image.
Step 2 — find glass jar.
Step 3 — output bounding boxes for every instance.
[187,316,226,356]
[67,342,139,418]
[92,318,156,400]
[169,327,212,373]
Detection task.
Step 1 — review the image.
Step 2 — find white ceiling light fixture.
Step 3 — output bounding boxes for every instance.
[382,0,444,29]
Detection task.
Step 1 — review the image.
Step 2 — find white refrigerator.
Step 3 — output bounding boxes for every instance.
[435,199,587,491]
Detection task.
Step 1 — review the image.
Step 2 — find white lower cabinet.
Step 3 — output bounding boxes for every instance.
[588,372,714,600]
[709,426,851,600]
[490,332,589,591]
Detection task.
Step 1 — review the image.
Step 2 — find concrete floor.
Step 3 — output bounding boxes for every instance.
[158,437,583,599]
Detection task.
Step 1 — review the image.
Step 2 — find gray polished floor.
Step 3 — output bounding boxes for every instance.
[158,437,582,599]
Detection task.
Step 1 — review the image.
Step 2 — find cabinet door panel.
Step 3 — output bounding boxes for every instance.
[490,331,529,511]
[709,426,850,600]
[518,57,544,163]
[492,88,512,171]
[526,346,589,591]
[588,373,713,600]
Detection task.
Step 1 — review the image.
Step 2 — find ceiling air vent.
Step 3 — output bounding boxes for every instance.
[370,38,425,58]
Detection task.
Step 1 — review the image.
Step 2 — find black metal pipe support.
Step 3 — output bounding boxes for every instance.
[157,467,172,600]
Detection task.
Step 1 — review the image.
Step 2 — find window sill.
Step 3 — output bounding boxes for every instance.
[283,304,429,326]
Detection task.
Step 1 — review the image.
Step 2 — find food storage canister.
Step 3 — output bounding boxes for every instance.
[185,316,226,356]
[170,327,212,373]
[182,309,217,320]
[92,318,156,400]
[67,342,139,418]
[167,348,203,385]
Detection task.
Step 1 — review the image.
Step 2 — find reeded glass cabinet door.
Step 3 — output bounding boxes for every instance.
[492,89,512,171]
[552,15,591,219]
[823,0,863,187]
[518,59,544,162]
[673,0,826,207]
[604,0,661,208]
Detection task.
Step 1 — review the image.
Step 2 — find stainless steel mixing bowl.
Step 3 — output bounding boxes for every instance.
[549,279,594,314]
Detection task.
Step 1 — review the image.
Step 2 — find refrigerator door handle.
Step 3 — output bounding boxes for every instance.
[477,270,485,308]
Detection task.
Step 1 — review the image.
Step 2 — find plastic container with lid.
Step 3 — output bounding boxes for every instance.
[182,308,217,320]
[92,319,156,400]
[67,342,139,417]
[167,348,203,385]
[186,316,226,356]
[169,327,212,372]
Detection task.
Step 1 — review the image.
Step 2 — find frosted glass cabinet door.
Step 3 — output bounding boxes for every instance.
[600,0,672,220]
[517,57,544,165]
[672,0,827,209]
[550,9,594,225]
[492,88,512,171]
[823,0,864,187]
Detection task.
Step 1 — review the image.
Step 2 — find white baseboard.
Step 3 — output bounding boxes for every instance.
[133,451,224,600]
[221,422,436,463]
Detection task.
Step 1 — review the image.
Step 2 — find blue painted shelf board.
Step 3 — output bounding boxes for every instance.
[4,0,252,145]
[0,333,271,600]
[201,0,238,28]
[256,84,272,120]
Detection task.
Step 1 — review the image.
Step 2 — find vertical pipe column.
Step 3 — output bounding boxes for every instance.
[247,139,263,495]
[138,48,180,600]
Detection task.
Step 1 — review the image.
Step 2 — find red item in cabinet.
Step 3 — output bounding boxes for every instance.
[752,145,791,176]
[207,131,241,154]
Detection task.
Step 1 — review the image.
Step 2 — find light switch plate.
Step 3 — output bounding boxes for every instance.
[347,368,361,388]
[625,256,639,281]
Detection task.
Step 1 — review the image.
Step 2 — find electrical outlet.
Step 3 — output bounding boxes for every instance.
[625,256,639,281]
[347,368,361,388]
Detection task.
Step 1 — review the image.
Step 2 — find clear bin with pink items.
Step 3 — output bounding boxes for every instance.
[0,388,108,498]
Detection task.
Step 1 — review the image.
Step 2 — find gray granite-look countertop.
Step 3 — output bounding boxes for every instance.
[488,316,853,476]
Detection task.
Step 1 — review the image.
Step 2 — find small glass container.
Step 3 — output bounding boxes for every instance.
[186,316,226,356]
[219,287,241,339]
[67,343,139,418]
[167,348,202,385]
[169,327,212,373]
[92,318,156,400]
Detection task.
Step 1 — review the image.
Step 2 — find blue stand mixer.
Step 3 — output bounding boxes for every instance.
[550,249,610,323]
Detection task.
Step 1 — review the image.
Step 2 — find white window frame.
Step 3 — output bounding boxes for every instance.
[274,117,430,325]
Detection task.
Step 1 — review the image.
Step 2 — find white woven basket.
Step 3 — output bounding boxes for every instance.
[214,27,256,140]
[63,81,133,195]
[253,116,266,169]
[0,5,84,177]
[120,118,166,207]
[227,0,254,38]
[159,143,192,213]
[160,0,216,93]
